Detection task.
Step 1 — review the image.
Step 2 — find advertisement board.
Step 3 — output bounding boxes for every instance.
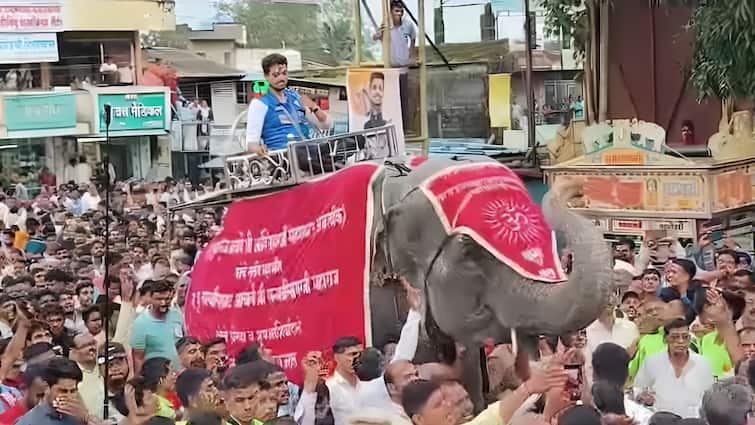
[713,165,755,211]
[0,33,58,63]
[98,92,169,133]
[0,3,64,32]
[553,172,707,215]
[4,93,76,131]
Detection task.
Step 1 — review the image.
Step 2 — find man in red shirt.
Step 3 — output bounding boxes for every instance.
[0,366,46,425]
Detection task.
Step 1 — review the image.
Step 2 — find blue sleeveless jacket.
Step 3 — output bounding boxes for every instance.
[259,89,311,150]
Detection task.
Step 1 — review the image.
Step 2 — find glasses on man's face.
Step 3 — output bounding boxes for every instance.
[667,333,690,342]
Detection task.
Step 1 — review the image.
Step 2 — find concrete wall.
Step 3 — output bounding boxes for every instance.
[607,2,720,146]
[189,40,237,66]
[64,0,175,31]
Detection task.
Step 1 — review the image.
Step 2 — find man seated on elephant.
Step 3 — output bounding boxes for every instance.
[326,276,422,425]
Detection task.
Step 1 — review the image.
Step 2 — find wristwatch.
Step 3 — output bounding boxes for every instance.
[311,106,321,114]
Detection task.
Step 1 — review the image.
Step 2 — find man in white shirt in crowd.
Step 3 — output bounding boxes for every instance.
[586,302,640,355]
[634,319,714,417]
[325,277,421,425]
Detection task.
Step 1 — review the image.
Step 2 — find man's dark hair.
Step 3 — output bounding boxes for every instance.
[717,248,739,263]
[262,53,288,75]
[664,318,689,336]
[23,363,46,388]
[333,336,361,354]
[176,368,212,407]
[734,269,755,285]
[736,252,752,266]
[75,280,94,295]
[41,303,65,319]
[681,120,695,132]
[401,379,440,419]
[642,268,662,279]
[558,406,601,425]
[37,289,59,304]
[237,342,262,364]
[222,361,276,391]
[45,269,73,283]
[591,343,630,385]
[203,337,226,352]
[591,380,625,415]
[147,280,173,295]
[620,291,639,303]
[43,357,83,386]
[616,238,636,252]
[188,411,225,425]
[390,0,404,9]
[648,412,682,425]
[369,72,384,85]
[142,357,172,392]
[82,304,101,323]
[356,348,383,381]
[23,342,53,362]
[176,336,201,352]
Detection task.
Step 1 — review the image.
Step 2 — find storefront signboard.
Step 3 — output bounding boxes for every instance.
[553,172,707,214]
[98,93,168,132]
[0,3,64,32]
[0,32,58,63]
[4,93,76,131]
[607,218,696,238]
[713,166,755,211]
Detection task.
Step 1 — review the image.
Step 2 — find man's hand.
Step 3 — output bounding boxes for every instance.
[248,144,268,156]
[120,268,135,302]
[399,276,421,311]
[54,395,89,424]
[697,231,712,248]
[302,351,322,392]
[301,95,318,111]
[705,289,733,325]
[373,24,386,41]
[124,383,155,425]
[636,390,655,406]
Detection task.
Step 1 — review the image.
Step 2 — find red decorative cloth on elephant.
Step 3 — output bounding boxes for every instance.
[419,162,567,283]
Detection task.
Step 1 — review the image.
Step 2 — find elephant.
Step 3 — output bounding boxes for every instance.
[366,156,618,411]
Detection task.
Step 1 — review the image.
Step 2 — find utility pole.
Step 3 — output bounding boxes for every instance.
[523,0,536,149]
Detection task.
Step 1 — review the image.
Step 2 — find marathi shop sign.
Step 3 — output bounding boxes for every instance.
[98,92,169,132]
[0,3,64,32]
[0,32,58,63]
[4,93,76,131]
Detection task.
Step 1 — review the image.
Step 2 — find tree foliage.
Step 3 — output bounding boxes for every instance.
[538,0,589,59]
[217,1,321,49]
[689,0,755,101]
[218,0,373,65]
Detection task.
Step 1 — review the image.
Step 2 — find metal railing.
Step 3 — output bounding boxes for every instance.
[224,125,399,191]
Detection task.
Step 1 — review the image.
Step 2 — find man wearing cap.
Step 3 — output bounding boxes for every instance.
[97,342,130,423]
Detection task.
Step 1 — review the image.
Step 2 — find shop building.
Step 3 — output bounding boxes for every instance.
[542,119,755,261]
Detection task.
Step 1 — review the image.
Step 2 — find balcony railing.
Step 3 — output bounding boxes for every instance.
[170,119,213,152]
[224,125,399,192]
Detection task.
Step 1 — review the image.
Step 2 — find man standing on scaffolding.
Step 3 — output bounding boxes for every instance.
[246,54,333,155]
[373,0,417,132]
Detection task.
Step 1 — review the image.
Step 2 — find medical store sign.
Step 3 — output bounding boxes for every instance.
[99,92,169,132]
[0,3,64,32]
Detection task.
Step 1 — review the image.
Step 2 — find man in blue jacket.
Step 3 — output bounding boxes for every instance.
[245,53,332,155]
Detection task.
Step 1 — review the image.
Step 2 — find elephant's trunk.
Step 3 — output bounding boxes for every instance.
[489,185,614,335]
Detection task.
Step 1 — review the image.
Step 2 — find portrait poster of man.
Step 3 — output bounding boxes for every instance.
[347,68,406,158]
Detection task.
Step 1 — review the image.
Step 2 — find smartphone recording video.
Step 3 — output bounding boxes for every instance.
[564,364,583,401]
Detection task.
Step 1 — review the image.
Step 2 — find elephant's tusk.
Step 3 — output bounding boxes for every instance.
[510,328,518,358]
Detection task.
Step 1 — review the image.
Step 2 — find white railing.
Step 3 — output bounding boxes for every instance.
[224,125,399,191]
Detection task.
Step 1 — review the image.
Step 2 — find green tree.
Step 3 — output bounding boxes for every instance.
[689,0,755,104]
[218,1,321,49]
[318,0,376,64]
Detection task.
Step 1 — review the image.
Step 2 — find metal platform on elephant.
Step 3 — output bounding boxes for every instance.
[170,125,401,211]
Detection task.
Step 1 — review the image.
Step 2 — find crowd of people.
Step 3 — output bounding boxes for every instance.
[0,172,750,425]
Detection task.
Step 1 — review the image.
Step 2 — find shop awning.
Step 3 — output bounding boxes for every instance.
[144,47,244,79]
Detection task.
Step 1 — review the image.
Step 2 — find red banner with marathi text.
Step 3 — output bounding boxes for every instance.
[420,162,566,283]
[186,163,380,382]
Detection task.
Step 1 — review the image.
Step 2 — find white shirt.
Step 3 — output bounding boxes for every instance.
[624,397,653,425]
[586,317,640,354]
[327,309,421,425]
[100,62,118,73]
[634,351,714,418]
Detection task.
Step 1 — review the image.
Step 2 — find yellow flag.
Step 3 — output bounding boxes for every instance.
[489,73,511,128]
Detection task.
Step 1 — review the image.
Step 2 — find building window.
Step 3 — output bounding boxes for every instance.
[236,81,249,104]
[544,80,581,110]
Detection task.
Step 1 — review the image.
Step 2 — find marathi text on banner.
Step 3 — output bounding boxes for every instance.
[186,163,379,382]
